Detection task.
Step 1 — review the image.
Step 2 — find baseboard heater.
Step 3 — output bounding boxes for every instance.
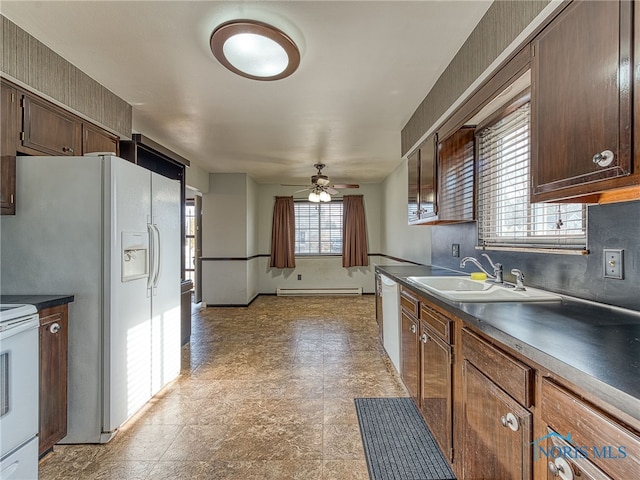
[276,287,362,297]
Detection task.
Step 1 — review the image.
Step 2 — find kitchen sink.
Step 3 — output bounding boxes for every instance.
[406,276,562,303]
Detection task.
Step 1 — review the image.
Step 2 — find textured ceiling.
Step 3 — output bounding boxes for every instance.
[1,1,492,185]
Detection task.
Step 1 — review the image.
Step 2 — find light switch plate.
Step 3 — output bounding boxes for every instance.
[603,249,623,279]
[452,244,460,257]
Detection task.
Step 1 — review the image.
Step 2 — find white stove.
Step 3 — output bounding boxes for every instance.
[0,303,39,479]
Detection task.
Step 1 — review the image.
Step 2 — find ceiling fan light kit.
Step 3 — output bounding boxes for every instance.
[292,163,359,202]
[210,19,300,81]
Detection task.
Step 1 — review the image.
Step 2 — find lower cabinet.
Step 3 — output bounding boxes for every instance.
[400,308,419,404]
[390,282,640,479]
[38,304,69,456]
[420,320,452,461]
[461,327,533,479]
[463,361,533,479]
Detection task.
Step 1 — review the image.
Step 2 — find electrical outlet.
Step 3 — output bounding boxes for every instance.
[603,249,623,279]
[452,244,460,257]
[297,274,302,281]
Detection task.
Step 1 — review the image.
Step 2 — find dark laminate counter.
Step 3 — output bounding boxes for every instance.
[0,294,75,311]
[375,264,640,422]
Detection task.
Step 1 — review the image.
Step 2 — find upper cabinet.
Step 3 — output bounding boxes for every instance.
[21,95,82,157]
[1,82,18,215]
[437,127,475,222]
[407,133,437,224]
[407,128,474,225]
[83,123,119,156]
[531,0,637,202]
[1,79,120,215]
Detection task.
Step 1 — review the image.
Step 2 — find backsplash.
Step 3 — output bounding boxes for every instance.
[431,199,640,312]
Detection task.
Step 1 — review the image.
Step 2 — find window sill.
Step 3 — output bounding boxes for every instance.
[475,245,588,256]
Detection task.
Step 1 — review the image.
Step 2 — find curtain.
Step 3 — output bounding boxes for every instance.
[270,196,296,268]
[342,195,369,267]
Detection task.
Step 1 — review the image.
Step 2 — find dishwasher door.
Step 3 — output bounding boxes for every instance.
[380,275,401,373]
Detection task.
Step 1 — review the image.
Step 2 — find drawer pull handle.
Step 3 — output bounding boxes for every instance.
[420,333,428,343]
[410,324,417,334]
[548,458,573,480]
[500,412,519,431]
[49,322,61,334]
[592,149,614,167]
[62,146,74,153]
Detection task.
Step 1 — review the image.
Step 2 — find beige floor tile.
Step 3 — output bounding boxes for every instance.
[39,296,407,479]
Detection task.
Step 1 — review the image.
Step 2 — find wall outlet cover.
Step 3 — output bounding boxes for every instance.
[603,249,623,279]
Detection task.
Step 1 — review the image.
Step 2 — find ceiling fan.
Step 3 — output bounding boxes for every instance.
[283,163,359,202]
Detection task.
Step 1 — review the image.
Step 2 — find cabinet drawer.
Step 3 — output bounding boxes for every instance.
[541,378,640,480]
[462,328,533,407]
[39,305,64,326]
[400,287,419,317]
[420,303,452,343]
[544,428,613,480]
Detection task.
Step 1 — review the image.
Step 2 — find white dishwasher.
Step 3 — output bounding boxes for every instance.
[380,275,401,373]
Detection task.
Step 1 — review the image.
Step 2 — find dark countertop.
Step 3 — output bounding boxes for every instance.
[375,264,640,422]
[0,294,75,311]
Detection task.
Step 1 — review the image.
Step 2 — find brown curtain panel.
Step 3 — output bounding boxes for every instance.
[342,195,369,267]
[270,196,296,268]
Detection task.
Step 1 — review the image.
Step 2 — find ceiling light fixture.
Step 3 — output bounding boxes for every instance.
[210,19,300,81]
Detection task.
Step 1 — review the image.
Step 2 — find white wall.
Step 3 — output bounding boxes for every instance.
[198,167,427,304]
[185,161,210,194]
[201,173,251,305]
[256,183,383,294]
[381,158,432,265]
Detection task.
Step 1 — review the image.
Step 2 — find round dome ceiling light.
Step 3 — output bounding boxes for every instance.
[210,20,300,81]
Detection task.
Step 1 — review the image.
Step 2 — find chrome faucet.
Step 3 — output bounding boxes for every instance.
[459,253,503,284]
[511,269,526,291]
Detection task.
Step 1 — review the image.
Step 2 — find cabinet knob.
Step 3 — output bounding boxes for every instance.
[62,146,74,153]
[410,324,417,334]
[500,412,519,431]
[49,322,61,334]
[548,458,574,480]
[592,150,614,167]
[420,333,428,343]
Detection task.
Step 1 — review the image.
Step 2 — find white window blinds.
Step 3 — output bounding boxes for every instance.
[476,102,586,248]
[294,201,343,255]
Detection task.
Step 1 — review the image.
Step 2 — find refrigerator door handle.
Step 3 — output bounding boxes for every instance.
[152,224,161,289]
[147,223,155,292]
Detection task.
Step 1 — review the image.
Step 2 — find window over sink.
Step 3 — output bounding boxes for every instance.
[475,90,586,250]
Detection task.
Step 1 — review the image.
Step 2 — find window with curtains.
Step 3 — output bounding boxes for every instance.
[294,201,343,255]
[476,98,586,249]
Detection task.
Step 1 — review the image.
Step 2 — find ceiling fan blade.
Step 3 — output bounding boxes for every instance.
[326,187,339,195]
[332,184,359,189]
[294,187,312,193]
[281,184,309,187]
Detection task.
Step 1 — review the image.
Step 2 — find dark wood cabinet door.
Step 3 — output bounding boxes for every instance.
[1,82,18,215]
[420,323,452,462]
[21,95,82,156]
[39,305,69,456]
[437,127,475,222]
[407,150,419,223]
[400,310,419,404]
[83,123,119,156]
[531,0,632,200]
[418,134,437,220]
[375,276,383,341]
[463,361,533,480]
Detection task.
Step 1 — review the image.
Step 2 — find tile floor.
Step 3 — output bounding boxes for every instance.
[39,295,408,479]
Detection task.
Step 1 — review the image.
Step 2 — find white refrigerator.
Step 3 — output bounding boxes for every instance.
[0,154,181,443]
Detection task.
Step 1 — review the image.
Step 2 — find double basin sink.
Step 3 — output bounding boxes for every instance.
[406,276,562,303]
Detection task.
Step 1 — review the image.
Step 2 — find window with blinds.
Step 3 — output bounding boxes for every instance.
[294,201,343,255]
[476,101,586,248]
